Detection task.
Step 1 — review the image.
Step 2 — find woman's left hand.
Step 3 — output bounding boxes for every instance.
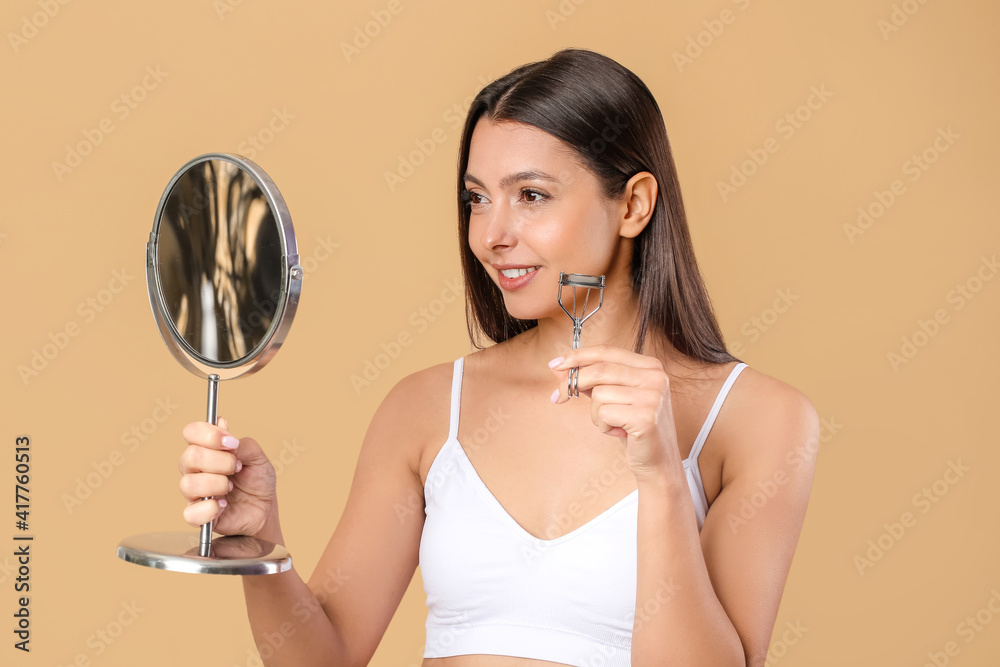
[548,344,680,483]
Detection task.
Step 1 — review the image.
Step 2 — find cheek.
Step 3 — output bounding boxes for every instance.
[526,222,564,248]
[466,219,488,256]
[573,206,620,256]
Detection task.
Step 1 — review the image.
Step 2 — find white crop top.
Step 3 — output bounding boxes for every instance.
[419,356,748,666]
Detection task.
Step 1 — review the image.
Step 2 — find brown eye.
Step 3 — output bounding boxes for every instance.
[521,189,547,203]
[461,189,487,206]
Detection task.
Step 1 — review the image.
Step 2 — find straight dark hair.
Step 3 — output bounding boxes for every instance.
[457,48,740,366]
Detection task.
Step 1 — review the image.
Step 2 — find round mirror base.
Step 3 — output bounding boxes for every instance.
[117,531,291,575]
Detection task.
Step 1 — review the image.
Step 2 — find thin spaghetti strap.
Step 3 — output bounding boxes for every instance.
[687,362,747,463]
[447,357,465,442]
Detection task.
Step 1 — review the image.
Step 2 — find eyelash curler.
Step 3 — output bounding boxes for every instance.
[556,272,606,398]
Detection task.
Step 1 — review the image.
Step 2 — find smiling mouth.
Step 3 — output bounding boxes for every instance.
[499,266,540,278]
[495,265,541,292]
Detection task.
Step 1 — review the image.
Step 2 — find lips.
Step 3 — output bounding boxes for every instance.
[494,265,540,291]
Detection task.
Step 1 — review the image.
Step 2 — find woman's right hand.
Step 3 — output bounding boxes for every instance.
[178,417,278,539]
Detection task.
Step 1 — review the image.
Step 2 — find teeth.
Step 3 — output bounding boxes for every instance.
[500,267,538,278]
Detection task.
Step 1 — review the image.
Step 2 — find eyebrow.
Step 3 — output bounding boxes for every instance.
[463,170,561,190]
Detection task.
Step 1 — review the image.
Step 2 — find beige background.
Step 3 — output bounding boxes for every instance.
[2,0,998,665]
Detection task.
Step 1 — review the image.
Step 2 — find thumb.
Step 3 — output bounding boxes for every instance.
[233,436,270,467]
[218,416,230,433]
[548,367,569,405]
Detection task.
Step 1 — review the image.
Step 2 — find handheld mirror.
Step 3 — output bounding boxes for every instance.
[116,153,302,575]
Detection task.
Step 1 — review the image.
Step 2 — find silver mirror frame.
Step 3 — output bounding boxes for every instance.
[146,152,303,381]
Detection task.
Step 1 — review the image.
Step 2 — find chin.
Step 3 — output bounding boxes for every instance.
[500,297,560,323]
[500,303,541,321]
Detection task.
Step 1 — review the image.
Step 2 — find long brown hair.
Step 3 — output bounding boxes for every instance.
[457,48,740,366]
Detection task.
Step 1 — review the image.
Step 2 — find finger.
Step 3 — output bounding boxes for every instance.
[218,416,229,433]
[179,445,240,475]
[590,385,664,408]
[589,383,637,408]
[179,472,234,501]
[182,421,241,452]
[591,386,662,429]
[550,344,664,372]
[550,362,654,404]
[594,402,637,439]
[549,365,591,405]
[590,386,628,434]
[182,497,227,527]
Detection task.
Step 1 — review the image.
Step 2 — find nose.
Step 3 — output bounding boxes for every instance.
[479,203,517,252]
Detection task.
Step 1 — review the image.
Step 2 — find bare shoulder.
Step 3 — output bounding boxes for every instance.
[716,364,821,484]
[724,364,818,421]
[365,359,457,481]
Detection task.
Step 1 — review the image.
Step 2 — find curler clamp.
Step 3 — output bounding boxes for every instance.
[556,272,606,398]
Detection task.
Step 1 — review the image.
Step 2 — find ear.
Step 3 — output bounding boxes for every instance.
[617,171,658,239]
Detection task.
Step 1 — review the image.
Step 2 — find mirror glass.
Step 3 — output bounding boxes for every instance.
[147,153,300,380]
[156,160,284,363]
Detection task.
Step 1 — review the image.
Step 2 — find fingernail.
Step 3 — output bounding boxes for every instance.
[218,498,228,508]
[550,388,560,403]
[235,460,242,473]
[228,480,234,492]
[221,435,239,449]
[548,356,564,368]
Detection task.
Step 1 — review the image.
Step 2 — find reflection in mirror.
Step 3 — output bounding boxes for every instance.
[156,159,283,364]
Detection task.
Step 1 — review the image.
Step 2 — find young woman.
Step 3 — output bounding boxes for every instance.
[178,48,818,667]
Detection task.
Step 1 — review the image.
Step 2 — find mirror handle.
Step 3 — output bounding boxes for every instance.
[199,374,221,556]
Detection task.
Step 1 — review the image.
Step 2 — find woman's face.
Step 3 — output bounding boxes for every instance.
[464,118,627,321]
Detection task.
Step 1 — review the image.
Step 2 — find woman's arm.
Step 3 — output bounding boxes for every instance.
[237,365,448,666]
[241,506,353,667]
[630,375,819,667]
